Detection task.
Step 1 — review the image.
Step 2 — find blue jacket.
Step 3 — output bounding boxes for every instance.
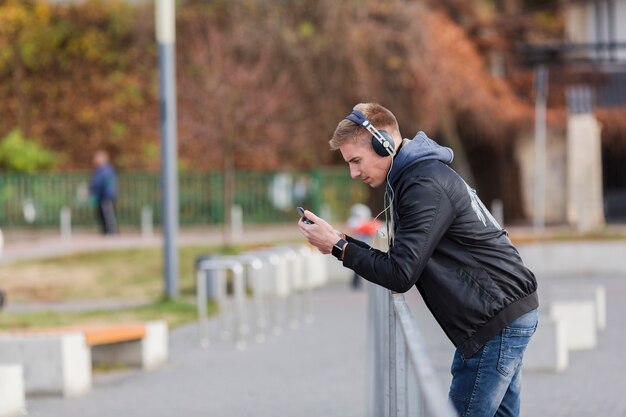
[89,164,117,203]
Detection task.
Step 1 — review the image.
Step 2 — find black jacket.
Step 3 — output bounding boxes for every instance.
[342,134,538,358]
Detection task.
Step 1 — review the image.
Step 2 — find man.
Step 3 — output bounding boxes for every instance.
[89,150,118,235]
[298,103,538,417]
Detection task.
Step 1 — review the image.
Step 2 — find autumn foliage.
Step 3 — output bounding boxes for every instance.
[0,0,542,173]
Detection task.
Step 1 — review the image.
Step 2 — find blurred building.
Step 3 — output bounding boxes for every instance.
[565,0,626,224]
[519,0,626,228]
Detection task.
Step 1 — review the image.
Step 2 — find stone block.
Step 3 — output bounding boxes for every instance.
[0,364,26,417]
[545,284,606,330]
[0,332,91,397]
[549,300,596,350]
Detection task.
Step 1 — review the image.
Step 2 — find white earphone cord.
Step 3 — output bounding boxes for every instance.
[372,157,395,246]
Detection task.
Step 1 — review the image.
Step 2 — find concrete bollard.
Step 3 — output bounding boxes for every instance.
[231,205,243,241]
[544,284,606,330]
[141,206,154,239]
[0,364,26,417]
[60,207,72,240]
[549,300,596,351]
[524,316,568,372]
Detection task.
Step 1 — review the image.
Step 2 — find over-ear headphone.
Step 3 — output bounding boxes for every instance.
[345,109,395,157]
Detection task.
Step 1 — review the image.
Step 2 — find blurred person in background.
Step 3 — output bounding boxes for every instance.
[299,102,538,417]
[346,203,380,289]
[89,150,118,235]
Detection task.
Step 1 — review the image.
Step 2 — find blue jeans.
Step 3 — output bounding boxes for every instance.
[448,309,538,417]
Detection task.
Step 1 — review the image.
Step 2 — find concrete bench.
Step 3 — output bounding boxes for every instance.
[0,321,168,397]
[524,315,568,372]
[0,332,91,397]
[86,321,169,370]
[0,364,26,416]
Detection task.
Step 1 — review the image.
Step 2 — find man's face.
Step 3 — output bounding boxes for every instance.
[339,138,392,188]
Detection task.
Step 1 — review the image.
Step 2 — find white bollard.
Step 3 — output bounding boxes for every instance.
[549,300,597,351]
[0,364,26,417]
[60,207,71,240]
[545,285,606,330]
[231,205,243,241]
[141,206,154,239]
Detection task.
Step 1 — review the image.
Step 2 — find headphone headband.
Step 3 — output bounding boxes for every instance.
[345,109,394,156]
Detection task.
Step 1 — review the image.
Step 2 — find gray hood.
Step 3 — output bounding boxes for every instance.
[388,131,454,187]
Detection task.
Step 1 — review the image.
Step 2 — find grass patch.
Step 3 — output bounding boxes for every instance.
[0,298,216,330]
[0,244,248,302]
[0,243,250,330]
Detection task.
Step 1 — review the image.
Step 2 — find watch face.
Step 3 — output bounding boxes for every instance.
[332,239,346,259]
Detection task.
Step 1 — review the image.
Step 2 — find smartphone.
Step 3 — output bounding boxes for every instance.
[297,207,314,224]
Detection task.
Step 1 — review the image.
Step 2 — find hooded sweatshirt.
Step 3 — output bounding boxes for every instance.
[388,131,454,187]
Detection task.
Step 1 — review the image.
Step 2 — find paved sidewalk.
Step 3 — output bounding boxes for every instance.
[0,224,303,264]
[20,275,626,417]
[22,284,368,417]
[404,274,626,417]
[4,229,626,416]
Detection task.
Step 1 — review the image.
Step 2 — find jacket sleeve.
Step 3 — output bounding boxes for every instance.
[345,234,372,250]
[342,178,455,293]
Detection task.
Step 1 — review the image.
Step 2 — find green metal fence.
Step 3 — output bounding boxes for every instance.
[0,169,367,228]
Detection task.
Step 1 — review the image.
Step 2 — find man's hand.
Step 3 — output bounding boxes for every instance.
[297,210,341,254]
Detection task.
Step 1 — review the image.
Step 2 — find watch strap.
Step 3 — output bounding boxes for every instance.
[332,238,348,260]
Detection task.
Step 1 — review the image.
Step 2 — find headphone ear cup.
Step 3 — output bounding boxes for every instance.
[372,130,395,157]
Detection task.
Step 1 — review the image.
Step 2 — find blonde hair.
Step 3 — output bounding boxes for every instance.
[329,103,399,150]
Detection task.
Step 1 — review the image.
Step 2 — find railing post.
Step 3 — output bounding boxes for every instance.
[239,254,266,343]
[195,259,243,347]
[196,268,210,348]
[381,288,391,417]
[392,293,408,417]
[388,292,397,417]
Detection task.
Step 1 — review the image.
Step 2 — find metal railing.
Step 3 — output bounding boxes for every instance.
[194,245,326,350]
[368,232,457,417]
[368,284,458,417]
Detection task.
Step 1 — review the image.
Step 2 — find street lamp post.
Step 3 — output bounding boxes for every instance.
[156,0,179,298]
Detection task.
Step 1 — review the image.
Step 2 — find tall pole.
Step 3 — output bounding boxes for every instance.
[533,64,548,233]
[156,0,179,298]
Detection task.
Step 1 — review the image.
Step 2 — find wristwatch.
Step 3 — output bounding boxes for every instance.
[331,238,348,260]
